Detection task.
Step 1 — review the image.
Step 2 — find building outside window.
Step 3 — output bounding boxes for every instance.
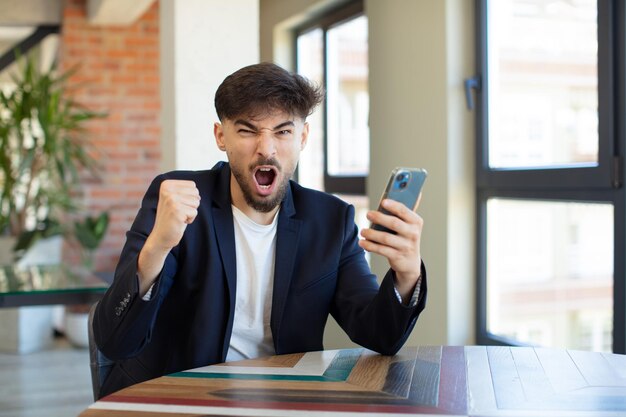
[295,1,369,232]
[475,0,623,353]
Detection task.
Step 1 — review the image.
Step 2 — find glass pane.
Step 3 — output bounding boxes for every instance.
[487,199,613,352]
[296,28,325,191]
[327,15,369,176]
[0,264,107,294]
[487,0,598,168]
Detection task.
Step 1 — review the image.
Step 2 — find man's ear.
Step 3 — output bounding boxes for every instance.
[300,122,309,151]
[214,122,226,151]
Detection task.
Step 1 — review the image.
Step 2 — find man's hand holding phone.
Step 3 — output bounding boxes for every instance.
[358,168,426,302]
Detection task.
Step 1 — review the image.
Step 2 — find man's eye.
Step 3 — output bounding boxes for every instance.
[276,130,292,136]
[238,129,256,136]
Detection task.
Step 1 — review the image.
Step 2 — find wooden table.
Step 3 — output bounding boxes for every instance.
[0,264,108,308]
[78,345,626,416]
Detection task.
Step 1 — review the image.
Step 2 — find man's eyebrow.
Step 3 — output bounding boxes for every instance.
[233,120,296,131]
[273,121,295,130]
[234,120,258,130]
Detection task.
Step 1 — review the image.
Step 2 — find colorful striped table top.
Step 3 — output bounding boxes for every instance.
[79,345,626,417]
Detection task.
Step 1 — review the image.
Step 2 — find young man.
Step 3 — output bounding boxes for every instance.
[93,62,427,398]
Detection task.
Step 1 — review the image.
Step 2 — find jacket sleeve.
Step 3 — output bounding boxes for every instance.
[93,174,179,360]
[330,205,427,355]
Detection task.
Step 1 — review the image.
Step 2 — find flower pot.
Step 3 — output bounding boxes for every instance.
[0,307,54,353]
[63,310,89,348]
[15,235,63,267]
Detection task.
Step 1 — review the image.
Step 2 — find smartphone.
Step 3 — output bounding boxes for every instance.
[371,167,427,234]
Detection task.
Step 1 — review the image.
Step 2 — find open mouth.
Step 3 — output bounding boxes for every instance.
[253,166,278,195]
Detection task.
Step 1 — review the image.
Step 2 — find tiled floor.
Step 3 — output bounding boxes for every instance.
[0,337,93,417]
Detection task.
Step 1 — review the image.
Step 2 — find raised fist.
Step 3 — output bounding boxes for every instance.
[149,180,200,251]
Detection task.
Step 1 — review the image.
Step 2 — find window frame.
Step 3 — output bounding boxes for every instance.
[294,0,366,196]
[474,0,626,353]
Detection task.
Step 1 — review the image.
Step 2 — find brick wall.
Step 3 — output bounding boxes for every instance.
[59,0,161,271]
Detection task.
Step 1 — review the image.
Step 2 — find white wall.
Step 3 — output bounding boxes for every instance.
[445,0,476,346]
[161,0,260,172]
[261,0,476,347]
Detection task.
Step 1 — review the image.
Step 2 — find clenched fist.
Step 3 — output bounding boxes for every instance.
[149,180,201,251]
[138,180,200,293]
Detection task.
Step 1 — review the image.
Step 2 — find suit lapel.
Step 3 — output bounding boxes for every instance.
[271,183,301,353]
[210,163,237,358]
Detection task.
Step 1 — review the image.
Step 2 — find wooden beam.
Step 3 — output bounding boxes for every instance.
[0,0,62,25]
[87,0,155,26]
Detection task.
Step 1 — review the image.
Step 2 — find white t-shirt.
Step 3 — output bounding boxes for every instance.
[225,205,278,362]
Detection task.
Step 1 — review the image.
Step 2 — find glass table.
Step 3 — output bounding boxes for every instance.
[0,264,109,308]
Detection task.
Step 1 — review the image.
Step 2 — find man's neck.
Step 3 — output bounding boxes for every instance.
[236,204,280,225]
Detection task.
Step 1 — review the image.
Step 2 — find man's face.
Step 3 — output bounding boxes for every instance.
[214,111,309,213]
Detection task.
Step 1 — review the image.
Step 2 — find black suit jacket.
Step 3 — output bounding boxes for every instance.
[94,162,427,397]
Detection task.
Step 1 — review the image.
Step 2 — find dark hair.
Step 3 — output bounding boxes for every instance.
[214,62,324,121]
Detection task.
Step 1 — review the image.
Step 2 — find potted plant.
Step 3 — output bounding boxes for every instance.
[0,52,104,263]
[0,53,106,353]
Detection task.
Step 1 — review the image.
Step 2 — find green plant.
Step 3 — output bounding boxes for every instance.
[0,52,105,257]
[73,211,109,270]
[74,212,110,251]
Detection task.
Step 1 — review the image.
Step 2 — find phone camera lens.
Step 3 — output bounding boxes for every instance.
[395,172,409,190]
[396,172,408,182]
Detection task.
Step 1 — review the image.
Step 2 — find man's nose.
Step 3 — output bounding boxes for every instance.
[256,130,277,157]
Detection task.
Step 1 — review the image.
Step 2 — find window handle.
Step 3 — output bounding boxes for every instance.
[613,156,622,189]
[464,75,481,110]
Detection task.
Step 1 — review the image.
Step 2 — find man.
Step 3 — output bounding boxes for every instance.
[93,62,427,398]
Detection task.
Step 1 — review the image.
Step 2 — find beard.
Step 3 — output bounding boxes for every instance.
[230,157,292,213]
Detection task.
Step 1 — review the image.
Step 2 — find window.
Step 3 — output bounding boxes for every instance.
[295,1,369,230]
[474,0,624,353]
